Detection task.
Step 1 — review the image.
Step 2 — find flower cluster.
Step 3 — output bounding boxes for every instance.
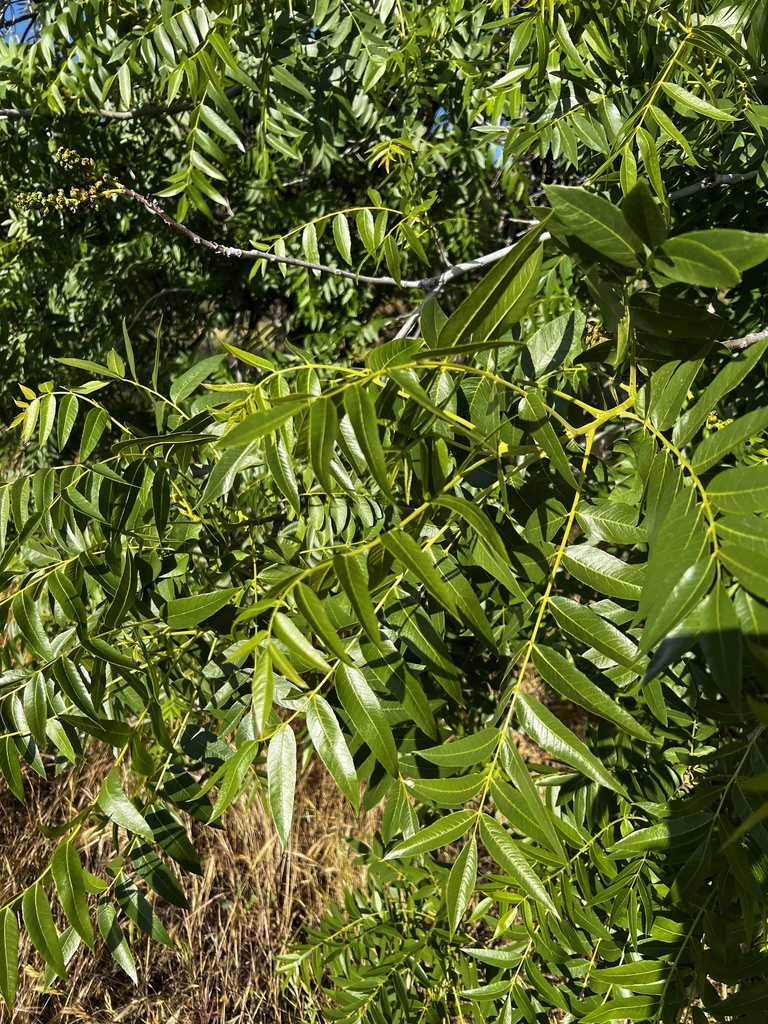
[14,148,114,212]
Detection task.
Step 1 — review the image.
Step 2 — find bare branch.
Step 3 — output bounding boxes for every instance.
[120,185,548,295]
[723,327,768,352]
[669,171,758,200]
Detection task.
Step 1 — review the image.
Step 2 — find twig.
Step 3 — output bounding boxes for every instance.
[395,231,552,338]
[669,171,758,200]
[120,184,548,293]
[723,327,768,352]
[0,85,243,122]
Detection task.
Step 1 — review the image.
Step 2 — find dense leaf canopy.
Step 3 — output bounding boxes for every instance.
[1,1,768,1022]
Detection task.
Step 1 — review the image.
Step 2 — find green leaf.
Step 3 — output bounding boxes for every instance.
[478,814,559,918]
[333,213,352,264]
[710,978,768,1016]
[521,392,577,488]
[516,693,628,797]
[629,292,729,340]
[446,838,477,935]
[383,810,475,860]
[381,530,460,618]
[661,81,737,120]
[295,582,352,664]
[12,591,53,661]
[80,407,110,460]
[438,225,548,347]
[131,844,188,909]
[267,726,296,849]
[22,884,67,979]
[407,772,486,806]
[621,179,668,250]
[97,898,137,983]
[199,441,258,506]
[302,223,320,265]
[656,237,740,288]
[251,648,274,737]
[417,727,498,768]
[209,740,260,821]
[343,386,393,498]
[336,663,398,775]
[432,495,527,603]
[709,465,768,513]
[166,588,240,629]
[0,737,24,802]
[700,582,742,705]
[271,613,332,674]
[716,513,768,555]
[549,596,639,667]
[333,553,383,650]
[56,394,79,450]
[648,356,707,433]
[639,558,716,654]
[610,812,712,857]
[522,310,585,378]
[97,769,154,841]
[264,430,301,516]
[23,673,47,746]
[306,695,359,810]
[533,645,654,742]
[433,551,498,649]
[145,808,202,875]
[676,229,768,272]
[356,208,376,254]
[490,778,563,858]
[580,997,660,1022]
[219,403,305,449]
[499,736,565,859]
[692,407,768,474]
[562,545,644,600]
[115,875,173,946]
[544,185,644,267]
[169,355,223,404]
[591,958,669,993]
[38,393,56,447]
[674,337,768,447]
[637,488,708,624]
[0,909,18,1012]
[719,542,768,601]
[52,843,94,949]
[308,396,339,494]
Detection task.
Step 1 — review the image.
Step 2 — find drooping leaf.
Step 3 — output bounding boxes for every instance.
[516,693,628,797]
[52,843,94,949]
[267,726,297,849]
[97,769,154,842]
[336,664,399,775]
[22,884,67,980]
[478,814,559,917]
[0,909,18,1012]
[306,695,359,810]
[446,837,477,935]
[532,645,654,742]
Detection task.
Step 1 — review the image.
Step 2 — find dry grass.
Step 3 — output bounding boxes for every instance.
[0,753,376,1024]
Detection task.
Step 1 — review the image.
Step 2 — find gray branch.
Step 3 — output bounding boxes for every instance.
[0,85,243,121]
[669,171,758,200]
[121,185,548,294]
[723,327,768,352]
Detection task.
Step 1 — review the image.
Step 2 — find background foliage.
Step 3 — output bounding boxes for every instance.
[2,1,768,1022]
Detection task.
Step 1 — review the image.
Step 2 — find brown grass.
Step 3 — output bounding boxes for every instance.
[0,755,375,1024]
